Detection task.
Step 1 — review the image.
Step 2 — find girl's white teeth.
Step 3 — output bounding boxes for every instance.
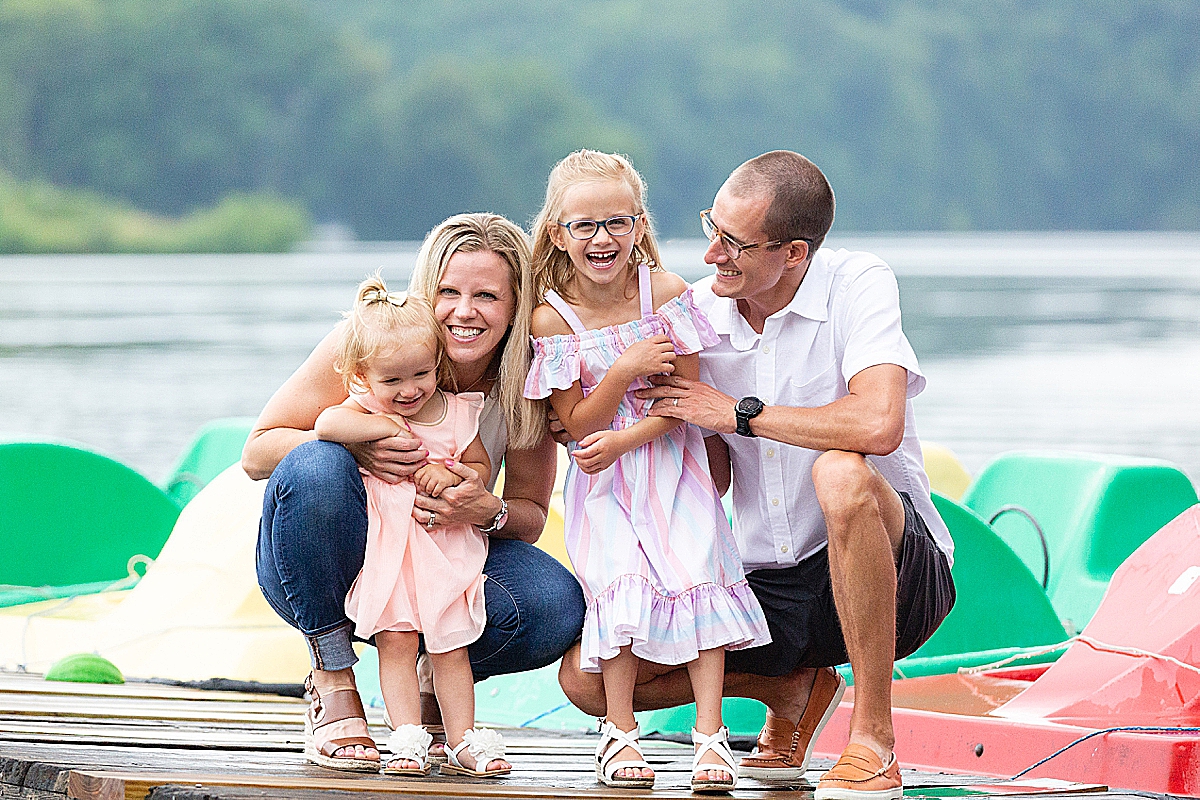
[449,326,482,338]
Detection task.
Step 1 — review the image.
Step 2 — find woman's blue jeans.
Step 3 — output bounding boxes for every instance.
[256,440,585,678]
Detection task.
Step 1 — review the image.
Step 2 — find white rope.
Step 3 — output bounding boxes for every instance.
[956,634,1200,678]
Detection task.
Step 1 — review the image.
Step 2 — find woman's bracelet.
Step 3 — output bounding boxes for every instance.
[479,498,509,533]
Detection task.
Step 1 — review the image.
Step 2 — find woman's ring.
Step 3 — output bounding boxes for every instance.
[426,512,436,529]
[673,397,679,406]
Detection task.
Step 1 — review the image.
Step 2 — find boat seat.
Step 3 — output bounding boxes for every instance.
[0,441,179,590]
[162,417,256,507]
[898,493,1068,672]
[962,451,1198,633]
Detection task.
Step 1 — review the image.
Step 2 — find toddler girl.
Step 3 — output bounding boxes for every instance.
[315,276,510,778]
[523,151,771,792]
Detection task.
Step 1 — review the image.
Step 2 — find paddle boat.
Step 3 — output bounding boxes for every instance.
[0,419,253,609]
[814,503,1200,797]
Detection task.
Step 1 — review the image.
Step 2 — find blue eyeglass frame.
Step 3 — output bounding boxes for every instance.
[557,214,642,240]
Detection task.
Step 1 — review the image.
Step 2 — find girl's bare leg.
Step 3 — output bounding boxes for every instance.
[376,630,422,770]
[428,647,510,772]
[688,647,731,782]
[602,646,654,780]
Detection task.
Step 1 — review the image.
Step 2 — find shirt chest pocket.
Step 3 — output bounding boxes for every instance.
[780,363,841,408]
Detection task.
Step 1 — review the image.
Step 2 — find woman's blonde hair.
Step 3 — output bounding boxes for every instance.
[408,213,547,451]
[333,274,449,393]
[530,149,663,301]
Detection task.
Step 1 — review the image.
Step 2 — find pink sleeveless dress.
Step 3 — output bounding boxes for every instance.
[524,264,771,672]
[343,391,488,653]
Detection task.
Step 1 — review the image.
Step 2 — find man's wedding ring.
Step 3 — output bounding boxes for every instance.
[673,397,679,406]
[426,512,436,529]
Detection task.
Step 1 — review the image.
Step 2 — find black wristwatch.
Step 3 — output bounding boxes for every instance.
[735,396,765,437]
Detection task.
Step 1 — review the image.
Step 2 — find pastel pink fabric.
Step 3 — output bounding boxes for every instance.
[524,264,772,672]
[343,391,488,653]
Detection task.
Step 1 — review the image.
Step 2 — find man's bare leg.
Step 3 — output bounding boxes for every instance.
[811,450,906,762]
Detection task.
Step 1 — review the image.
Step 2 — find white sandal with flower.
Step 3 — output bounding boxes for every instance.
[381,724,433,776]
[441,728,511,778]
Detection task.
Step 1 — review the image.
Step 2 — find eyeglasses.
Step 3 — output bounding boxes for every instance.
[700,208,808,260]
[558,214,641,241]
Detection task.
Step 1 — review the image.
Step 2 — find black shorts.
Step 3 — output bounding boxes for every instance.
[725,492,955,678]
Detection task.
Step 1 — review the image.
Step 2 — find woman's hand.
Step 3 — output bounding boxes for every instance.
[571,429,631,474]
[346,432,428,484]
[412,460,501,528]
[611,334,676,384]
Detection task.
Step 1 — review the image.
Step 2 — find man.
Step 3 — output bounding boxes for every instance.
[556,150,955,799]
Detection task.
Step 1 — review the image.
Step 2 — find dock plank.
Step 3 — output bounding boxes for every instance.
[0,672,1125,800]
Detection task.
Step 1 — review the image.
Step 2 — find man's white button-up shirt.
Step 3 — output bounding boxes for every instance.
[692,247,953,572]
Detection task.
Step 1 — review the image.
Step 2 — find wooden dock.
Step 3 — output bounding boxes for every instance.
[0,671,1140,800]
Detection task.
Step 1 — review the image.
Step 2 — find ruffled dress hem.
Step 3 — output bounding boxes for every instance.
[578,573,772,673]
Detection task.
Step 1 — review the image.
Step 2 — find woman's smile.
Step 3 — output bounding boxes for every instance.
[435,249,516,377]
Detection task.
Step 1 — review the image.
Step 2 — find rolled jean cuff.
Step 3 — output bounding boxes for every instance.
[308,622,358,672]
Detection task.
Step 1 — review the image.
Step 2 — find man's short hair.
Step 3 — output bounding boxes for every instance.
[727,151,835,252]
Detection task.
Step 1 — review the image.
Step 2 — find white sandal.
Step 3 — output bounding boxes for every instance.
[691,726,738,794]
[595,720,655,788]
[381,724,433,776]
[384,702,446,764]
[441,728,511,778]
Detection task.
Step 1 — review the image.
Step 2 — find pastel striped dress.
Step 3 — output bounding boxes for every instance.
[524,263,770,672]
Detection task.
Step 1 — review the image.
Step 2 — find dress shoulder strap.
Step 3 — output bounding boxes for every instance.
[543,290,588,335]
[637,261,654,318]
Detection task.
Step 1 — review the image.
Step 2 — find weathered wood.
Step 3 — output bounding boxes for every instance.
[0,678,290,706]
[0,672,1123,800]
[67,769,725,800]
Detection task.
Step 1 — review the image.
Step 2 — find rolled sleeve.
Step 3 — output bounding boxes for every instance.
[838,265,926,399]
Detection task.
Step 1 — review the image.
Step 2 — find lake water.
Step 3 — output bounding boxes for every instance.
[1,232,1198,487]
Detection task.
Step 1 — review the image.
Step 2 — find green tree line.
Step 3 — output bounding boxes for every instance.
[1,0,1196,246]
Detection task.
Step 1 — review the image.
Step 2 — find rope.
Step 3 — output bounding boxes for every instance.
[957,634,1200,678]
[1008,726,1200,781]
[520,701,573,728]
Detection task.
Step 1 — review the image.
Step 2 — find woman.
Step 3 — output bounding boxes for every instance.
[246,213,586,771]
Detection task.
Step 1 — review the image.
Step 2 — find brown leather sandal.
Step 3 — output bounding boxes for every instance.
[303,673,380,772]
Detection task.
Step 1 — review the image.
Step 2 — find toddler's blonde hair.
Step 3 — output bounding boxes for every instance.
[530,149,662,301]
[333,273,450,393]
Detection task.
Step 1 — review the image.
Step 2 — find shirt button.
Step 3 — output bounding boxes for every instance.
[772,498,780,506]
[781,545,789,553]
[767,448,775,457]
[762,345,771,354]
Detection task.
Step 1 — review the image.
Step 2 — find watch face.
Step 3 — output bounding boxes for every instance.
[737,397,764,415]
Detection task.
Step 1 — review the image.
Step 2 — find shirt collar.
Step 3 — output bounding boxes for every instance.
[706,249,831,351]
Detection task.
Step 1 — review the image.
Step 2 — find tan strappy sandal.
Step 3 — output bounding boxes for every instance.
[302,673,379,772]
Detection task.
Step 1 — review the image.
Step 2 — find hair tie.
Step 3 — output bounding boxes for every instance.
[363,288,408,307]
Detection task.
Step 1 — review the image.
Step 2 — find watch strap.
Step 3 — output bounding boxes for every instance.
[480,498,508,533]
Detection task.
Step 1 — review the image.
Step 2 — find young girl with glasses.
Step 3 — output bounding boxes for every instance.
[315,276,510,779]
[524,150,771,793]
